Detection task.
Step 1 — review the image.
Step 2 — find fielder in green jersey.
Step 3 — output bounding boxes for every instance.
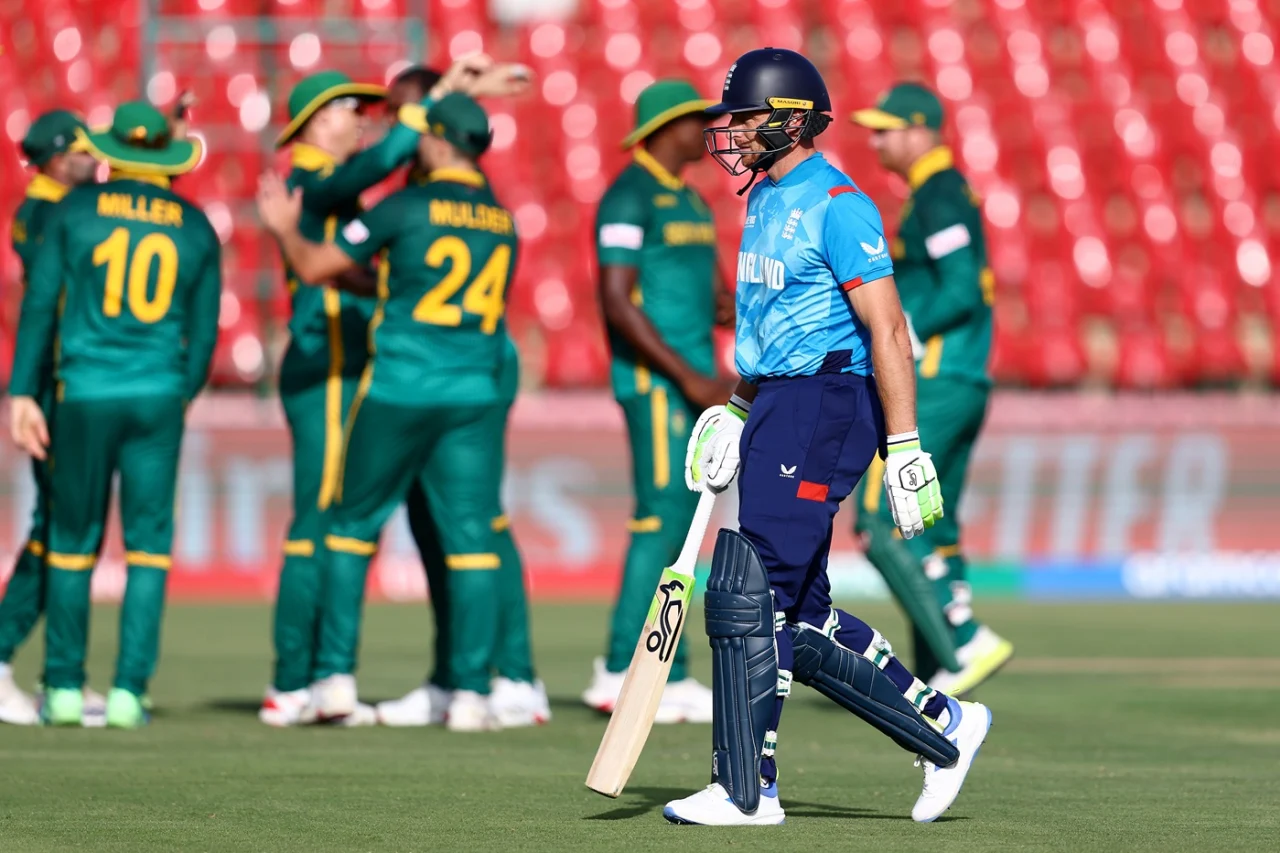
[259,93,518,731]
[9,102,221,729]
[581,80,733,722]
[851,83,1013,694]
[373,69,547,730]
[0,109,97,726]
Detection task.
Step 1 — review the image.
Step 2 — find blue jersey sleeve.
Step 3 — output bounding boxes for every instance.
[821,189,894,289]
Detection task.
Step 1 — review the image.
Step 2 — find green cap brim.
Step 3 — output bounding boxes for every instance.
[621,98,716,149]
[850,108,909,130]
[275,82,387,148]
[80,128,204,176]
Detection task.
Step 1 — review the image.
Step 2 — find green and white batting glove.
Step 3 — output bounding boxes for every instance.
[684,395,750,494]
[882,430,943,539]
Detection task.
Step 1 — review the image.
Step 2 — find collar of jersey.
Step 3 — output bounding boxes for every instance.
[428,168,485,188]
[109,170,171,189]
[25,173,69,202]
[908,146,954,191]
[633,148,683,191]
[291,142,338,172]
[766,151,826,188]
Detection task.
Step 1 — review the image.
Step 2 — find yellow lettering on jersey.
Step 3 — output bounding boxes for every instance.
[662,221,717,246]
[428,200,513,235]
[96,193,184,227]
[653,194,678,208]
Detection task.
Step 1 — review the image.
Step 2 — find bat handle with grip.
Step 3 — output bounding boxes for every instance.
[670,491,717,577]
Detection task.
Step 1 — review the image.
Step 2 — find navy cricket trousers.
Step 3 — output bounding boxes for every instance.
[736,372,883,626]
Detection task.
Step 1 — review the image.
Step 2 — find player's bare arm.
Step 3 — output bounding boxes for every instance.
[600,265,731,411]
[846,274,917,435]
[256,171,356,283]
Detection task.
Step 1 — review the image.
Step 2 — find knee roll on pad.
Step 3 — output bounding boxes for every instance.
[789,625,960,767]
[704,529,777,814]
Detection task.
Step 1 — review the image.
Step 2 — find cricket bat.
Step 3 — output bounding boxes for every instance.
[586,490,717,798]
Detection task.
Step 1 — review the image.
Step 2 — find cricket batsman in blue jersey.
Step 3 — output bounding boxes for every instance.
[662,48,992,826]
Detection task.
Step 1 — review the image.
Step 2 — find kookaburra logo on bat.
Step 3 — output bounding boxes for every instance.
[645,579,687,662]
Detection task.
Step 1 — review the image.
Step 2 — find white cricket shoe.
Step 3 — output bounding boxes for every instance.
[259,687,311,727]
[655,677,714,724]
[0,666,39,726]
[581,657,625,713]
[303,674,357,722]
[912,697,992,823]
[339,702,379,727]
[375,683,452,727]
[489,677,550,727]
[446,689,499,732]
[927,626,1014,697]
[664,781,786,825]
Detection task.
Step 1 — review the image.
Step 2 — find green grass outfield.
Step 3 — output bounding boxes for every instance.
[1,602,1277,852]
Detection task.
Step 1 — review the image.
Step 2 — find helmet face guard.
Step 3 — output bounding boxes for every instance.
[703,99,832,177]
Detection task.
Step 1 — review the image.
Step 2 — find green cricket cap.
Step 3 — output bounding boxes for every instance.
[622,79,714,149]
[20,109,90,166]
[276,70,386,147]
[401,92,493,158]
[81,100,202,175]
[851,82,945,131]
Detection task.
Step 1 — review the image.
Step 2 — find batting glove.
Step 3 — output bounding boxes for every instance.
[684,398,748,494]
[882,430,943,539]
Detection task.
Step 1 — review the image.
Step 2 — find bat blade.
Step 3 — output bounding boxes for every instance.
[586,492,716,798]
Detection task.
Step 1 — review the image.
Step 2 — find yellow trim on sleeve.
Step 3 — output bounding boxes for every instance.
[920,336,944,379]
[907,146,955,191]
[491,515,510,533]
[446,553,501,570]
[934,544,962,559]
[325,535,378,556]
[126,552,172,569]
[652,385,670,489]
[48,553,96,570]
[26,540,45,557]
[283,539,315,557]
[317,215,345,512]
[627,516,663,533]
[863,455,886,513]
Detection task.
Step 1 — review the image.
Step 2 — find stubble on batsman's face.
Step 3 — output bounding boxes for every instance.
[727,111,772,171]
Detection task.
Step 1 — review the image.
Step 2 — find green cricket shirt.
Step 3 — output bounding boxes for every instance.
[890,146,993,387]
[596,149,718,399]
[334,168,518,407]
[10,173,222,401]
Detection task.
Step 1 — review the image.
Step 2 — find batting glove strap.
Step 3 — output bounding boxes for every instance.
[727,394,752,421]
[886,430,921,453]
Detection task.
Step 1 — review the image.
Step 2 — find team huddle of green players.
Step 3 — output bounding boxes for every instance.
[0,68,1010,730]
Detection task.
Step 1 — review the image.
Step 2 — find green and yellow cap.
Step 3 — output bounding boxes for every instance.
[851,82,944,131]
[621,79,714,149]
[80,101,202,175]
[400,92,493,158]
[276,70,386,147]
[20,109,91,166]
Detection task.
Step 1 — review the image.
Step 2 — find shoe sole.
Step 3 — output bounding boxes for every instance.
[915,706,993,823]
[663,806,786,826]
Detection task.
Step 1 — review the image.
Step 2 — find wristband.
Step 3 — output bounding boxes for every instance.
[886,430,920,453]
[727,394,752,421]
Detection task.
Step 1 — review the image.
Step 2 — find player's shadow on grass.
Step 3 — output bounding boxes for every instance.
[204,698,265,715]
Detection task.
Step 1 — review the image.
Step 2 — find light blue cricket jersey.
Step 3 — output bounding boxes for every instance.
[734,153,895,383]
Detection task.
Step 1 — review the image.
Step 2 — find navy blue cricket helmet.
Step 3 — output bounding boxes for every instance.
[704,47,833,180]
